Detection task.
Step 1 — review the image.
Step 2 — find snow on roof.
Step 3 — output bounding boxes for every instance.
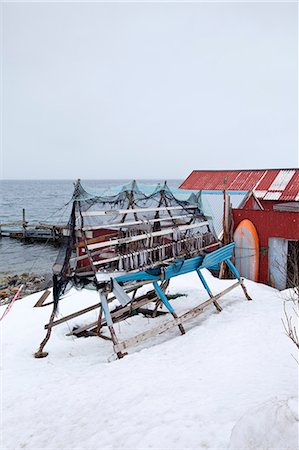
[180,169,299,201]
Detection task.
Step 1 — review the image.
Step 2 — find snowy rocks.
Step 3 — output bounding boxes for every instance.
[228,397,299,450]
[0,273,51,304]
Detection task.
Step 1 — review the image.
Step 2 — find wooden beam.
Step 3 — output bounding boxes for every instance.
[81,205,197,217]
[0,221,24,227]
[34,290,51,308]
[82,214,194,231]
[45,302,101,329]
[75,232,118,249]
[114,280,241,353]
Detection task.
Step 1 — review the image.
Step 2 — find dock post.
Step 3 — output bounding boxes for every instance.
[22,208,27,240]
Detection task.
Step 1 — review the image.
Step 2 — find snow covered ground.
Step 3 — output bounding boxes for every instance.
[1,270,298,449]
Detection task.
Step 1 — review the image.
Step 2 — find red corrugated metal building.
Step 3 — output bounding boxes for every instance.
[180,169,299,289]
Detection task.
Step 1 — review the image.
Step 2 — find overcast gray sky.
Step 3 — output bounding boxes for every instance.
[1,1,298,180]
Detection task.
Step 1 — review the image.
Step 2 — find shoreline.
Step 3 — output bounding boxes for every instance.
[0,272,52,305]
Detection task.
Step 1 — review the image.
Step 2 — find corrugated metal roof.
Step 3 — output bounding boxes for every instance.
[268,170,296,191]
[263,191,281,200]
[180,169,299,201]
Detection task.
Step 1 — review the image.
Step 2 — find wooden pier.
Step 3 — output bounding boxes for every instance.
[0,209,67,244]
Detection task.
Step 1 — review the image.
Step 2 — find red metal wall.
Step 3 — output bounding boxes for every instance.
[239,195,294,211]
[233,209,299,284]
[242,195,262,210]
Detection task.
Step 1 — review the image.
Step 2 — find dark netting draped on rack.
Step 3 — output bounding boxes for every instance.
[52,202,77,310]
[52,179,218,309]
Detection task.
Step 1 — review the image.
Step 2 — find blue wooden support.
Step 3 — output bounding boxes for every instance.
[196,269,222,312]
[225,258,240,280]
[115,243,251,313]
[153,281,174,314]
[106,243,252,356]
[153,281,186,335]
[116,243,236,286]
[200,242,235,269]
[196,269,213,297]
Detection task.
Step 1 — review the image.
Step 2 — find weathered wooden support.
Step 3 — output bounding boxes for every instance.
[34,290,51,308]
[82,214,194,231]
[225,259,252,300]
[34,309,56,358]
[22,208,27,240]
[81,205,197,217]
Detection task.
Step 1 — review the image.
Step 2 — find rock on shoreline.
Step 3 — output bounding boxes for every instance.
[0,272,52,305]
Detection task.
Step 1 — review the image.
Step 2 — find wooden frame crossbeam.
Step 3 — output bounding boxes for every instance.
[81,205,197,217]
[82,214,194,231]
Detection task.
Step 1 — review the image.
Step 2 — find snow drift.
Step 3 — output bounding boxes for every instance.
[1,270,298,449]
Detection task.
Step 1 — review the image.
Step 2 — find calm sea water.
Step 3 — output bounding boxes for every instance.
[0,179,181,275]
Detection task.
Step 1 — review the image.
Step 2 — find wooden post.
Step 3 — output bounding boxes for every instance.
[22,208,27,240]
[219,178,228,279]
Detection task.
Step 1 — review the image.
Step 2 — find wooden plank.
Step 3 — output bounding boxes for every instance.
[75,232,118,249]
[81,205,197,217]
[37,223,66,229]
[87,221,209,251]
[114,280,241,353]
[82,214,194,231]
[0,221,24,227]
[45,302,101,329]
[34,290,51,308]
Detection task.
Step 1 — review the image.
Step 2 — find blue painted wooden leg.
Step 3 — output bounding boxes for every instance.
[225,258,240,280]
[225,259,252,301]
[196,269,222,312]
[153,281,185,335]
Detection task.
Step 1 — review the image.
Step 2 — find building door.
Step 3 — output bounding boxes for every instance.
[287,240,299,289]
[268,237,288,290]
